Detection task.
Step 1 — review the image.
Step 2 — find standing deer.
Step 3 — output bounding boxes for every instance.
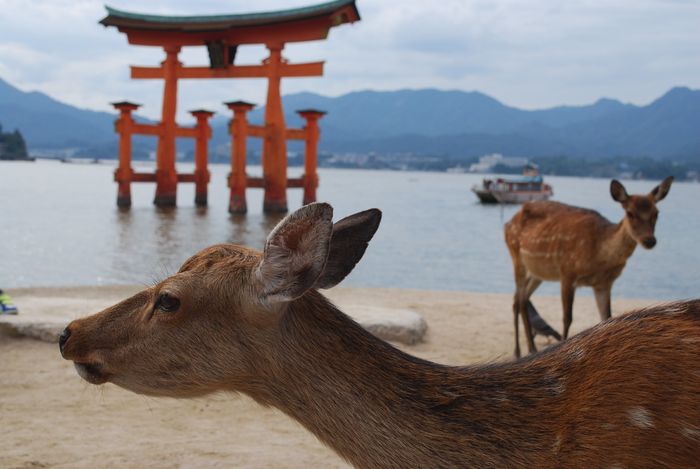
[505,177,673,357]
[60,202,699,468]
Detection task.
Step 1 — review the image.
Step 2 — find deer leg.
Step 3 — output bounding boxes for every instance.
[513,276,538,357]
[593,286,612,321]
[519,296,537,355]
[561,279,576,339]
[525,277,543,297]
[513,273,541,358]
[512,269,532,358]
[516,294,537,356]
[512,262,529,358]
[519,277,541,355]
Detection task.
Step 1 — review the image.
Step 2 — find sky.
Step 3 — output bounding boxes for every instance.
[1,0,699,121]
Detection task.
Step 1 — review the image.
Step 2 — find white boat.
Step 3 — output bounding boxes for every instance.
[472,167,553,204]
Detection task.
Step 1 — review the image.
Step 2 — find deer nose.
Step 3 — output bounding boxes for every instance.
[642,237,656,249]
[59,326,71,356]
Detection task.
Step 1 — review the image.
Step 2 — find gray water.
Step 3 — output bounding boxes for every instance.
[1,160,698,299]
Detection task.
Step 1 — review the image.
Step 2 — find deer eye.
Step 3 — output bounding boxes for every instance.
[155,293,180,313]
[626,211,635,219]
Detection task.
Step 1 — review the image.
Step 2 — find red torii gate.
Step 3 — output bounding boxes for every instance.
[101,0,360,212]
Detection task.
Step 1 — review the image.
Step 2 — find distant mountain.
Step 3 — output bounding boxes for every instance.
[559,87,700,159]
[0,78,154,157]
[0,78,115,149]
[1,76,698,160]
[267,89,637,136]
[222,87,699,160]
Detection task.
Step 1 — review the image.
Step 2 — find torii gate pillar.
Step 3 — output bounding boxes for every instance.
[226,100,255,214]
[154,46,180,207]
[298,109,326,205]
[263,44,288,213]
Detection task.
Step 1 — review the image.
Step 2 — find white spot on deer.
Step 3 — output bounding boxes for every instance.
[521,248,552,258]
[550,376,566,395]
[552,434,562,454]
[494,390,509,403]
[627,407,653,429]
[681,426,700,440]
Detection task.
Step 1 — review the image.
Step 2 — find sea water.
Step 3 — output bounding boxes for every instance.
[1,160,698,300]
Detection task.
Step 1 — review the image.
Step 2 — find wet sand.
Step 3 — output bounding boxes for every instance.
[1,286,651,468]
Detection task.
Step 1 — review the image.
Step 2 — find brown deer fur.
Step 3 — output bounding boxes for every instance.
[60,202,699,468]
[505,177,673,357]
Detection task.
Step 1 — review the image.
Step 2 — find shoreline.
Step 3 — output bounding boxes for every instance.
[3,284,657,361]
[11,157,700,183]
[5,283,665,301]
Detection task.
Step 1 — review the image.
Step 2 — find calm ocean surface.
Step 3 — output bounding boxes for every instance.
[1,160,698,299]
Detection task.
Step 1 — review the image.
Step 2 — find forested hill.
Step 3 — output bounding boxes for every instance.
[1,77,698,161]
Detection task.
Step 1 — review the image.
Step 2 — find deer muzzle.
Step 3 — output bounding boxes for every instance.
[59,322,111,385]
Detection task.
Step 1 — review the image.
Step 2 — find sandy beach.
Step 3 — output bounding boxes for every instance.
[1,286,653,469]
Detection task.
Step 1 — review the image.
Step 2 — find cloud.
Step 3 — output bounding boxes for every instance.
[0,0,698,119]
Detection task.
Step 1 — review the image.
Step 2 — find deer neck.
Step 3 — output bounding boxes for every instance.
[599,219,637,266]
[243,291,556,468]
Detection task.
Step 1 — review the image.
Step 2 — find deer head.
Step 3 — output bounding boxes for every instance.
[59,203,382,398]
[610,176,673,249]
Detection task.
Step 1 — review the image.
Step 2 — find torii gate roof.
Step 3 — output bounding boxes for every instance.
[100,0,360,46]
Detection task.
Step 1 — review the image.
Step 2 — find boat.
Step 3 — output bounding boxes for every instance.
[59,157,101,164]
[472,166,553,204]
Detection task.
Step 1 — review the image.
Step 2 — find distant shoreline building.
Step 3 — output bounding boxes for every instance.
[469,153,529,173]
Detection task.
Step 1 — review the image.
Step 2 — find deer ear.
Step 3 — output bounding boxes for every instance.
[650,176,673,202]
[255,203,333,304]
[315,209,382,289]
[610,179,629,203]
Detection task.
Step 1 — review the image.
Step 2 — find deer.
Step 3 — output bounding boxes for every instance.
[59,202,699,468]
[505,177,673,358]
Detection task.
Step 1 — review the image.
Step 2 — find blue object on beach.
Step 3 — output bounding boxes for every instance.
[1,304,18,314]
[0,291,18,315]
